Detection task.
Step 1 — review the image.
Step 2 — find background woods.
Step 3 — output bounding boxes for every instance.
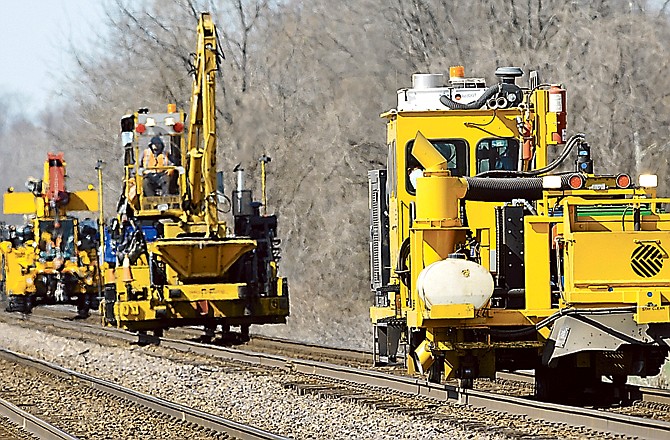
[2,0,670,347]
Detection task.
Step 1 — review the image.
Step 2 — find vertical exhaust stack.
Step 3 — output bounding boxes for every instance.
[232,164,253,217]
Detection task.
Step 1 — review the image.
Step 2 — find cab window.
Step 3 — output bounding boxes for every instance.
[406,139,468,194]
[476,138,519,173]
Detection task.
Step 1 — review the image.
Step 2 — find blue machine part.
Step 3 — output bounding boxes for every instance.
[142,225,158,242]
[103,228,118,264]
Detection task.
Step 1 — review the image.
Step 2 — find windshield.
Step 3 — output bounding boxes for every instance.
[476,138,519,173]
[38,219,76,260]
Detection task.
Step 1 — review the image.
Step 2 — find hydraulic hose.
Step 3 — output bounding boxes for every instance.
[476,133,585,178]
[464,177,544,202]
[463,174,572,202]
[439,84,501,110]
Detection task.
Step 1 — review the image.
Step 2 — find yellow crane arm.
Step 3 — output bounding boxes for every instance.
[186,12,220,237]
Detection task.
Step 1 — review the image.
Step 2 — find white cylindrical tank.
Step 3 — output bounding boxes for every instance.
[417,257,494,310]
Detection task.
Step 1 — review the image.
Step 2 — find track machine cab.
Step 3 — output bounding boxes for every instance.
[100,13,289,342]
[369,67,670,402]
[1,153,100,316]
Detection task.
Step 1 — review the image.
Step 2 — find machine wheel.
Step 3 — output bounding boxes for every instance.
[137,331,160,346]
[240,324,250,343]
[6,295,32,314]
[611,374,628,404]
[200,324,217,343]
[535,364,598,403]
[428,355,444,384]
[458,378,474,389]
[534,366,560,401]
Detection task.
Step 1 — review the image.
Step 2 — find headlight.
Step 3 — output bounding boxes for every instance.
[639,174,658,188]
[542,175,563,189]
[25,277,34,285]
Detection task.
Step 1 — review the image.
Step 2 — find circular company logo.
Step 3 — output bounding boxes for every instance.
[631,244,664,278]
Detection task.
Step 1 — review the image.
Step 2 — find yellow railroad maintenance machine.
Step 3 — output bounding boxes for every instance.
[369,66,670,401]
[100,13,288,341]
[1,153,100,316]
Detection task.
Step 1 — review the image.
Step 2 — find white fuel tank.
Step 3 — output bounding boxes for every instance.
[417,257,494,310]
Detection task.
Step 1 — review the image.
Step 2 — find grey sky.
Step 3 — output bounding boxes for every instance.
[0,0,105,109]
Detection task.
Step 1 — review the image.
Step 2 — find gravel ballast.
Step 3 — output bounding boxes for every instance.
[0,322,508,440]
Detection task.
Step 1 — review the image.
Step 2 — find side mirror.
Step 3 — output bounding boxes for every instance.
[216,171,225,195]
[121,131,134,147]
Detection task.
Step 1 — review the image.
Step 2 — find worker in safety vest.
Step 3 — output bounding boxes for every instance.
[139,136,174,196]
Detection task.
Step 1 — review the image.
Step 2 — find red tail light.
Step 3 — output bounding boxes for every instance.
[174,122,184,133]
[568,174,585,190]
[136,123,146,134]
[615,173,631,188]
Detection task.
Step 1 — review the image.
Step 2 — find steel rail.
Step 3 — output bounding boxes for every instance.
[5,311,670,439]
[154,337,670,440]
[0,394,79,440]
[0,347,289,440]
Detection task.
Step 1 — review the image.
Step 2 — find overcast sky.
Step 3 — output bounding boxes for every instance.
[0,0,105,110]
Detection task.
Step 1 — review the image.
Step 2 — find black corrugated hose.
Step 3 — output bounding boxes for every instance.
[439,84,501,110]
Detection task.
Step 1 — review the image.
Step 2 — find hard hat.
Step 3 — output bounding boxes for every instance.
[150,136,165,148]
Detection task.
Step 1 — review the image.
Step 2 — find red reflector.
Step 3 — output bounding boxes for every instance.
[616,173,631,188]
[173,122,184,133]
[136,123,146,134]
[568,174,584,189]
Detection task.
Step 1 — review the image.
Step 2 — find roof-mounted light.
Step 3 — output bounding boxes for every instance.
[639,174,658,188]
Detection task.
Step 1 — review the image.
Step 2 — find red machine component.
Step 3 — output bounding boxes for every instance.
[548,85,567,143]
[46,153,69,206]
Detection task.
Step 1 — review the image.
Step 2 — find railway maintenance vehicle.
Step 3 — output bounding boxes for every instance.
[369,66,670,401]
[1,153,100,316]
[100,12,288,342]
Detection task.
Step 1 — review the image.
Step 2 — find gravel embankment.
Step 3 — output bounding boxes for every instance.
[0,357,226,440]
[0,320,633,440]
[0,322,510,440]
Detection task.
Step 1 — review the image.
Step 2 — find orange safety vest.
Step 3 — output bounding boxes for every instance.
[142,149,169,168]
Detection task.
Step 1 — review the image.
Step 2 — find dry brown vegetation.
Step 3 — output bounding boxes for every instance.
[2,0,670,347]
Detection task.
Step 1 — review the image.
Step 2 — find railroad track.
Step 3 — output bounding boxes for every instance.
[0,346,288,440]
[2,309,670,439]
[0,395,72,440]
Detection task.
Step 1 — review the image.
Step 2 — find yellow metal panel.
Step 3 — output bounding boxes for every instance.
[406,310,422,327]
[167,283,243,301]
[67,190,99,211]
[565,231,670,290]
[524,217,552,309]
[370,306,396,322]
[151,238,255,280]
[635,305,670,324]
[429,303,475,319]
[3,192,36,214]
